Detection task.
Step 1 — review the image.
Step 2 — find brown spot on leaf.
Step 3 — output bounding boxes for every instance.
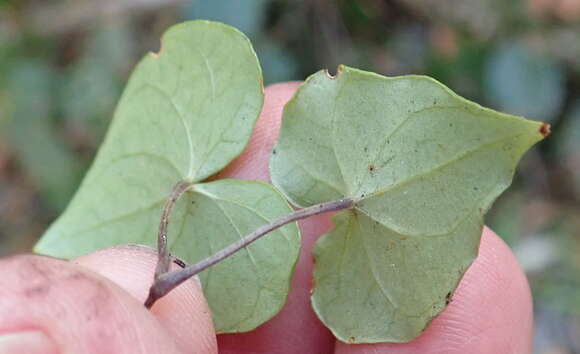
[445,291,453,305]
[539,123,551,137]
[368,165,375,172]
[348,336,356,343]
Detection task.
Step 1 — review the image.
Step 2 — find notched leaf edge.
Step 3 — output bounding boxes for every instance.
[324,64,345,80]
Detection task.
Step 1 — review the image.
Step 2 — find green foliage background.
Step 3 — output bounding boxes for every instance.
[1,0,579,351]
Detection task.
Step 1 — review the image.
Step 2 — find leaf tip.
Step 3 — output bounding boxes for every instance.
[539,123,551,137]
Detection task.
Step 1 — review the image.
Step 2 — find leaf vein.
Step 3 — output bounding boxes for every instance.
[363,132,527,200]
[143,84,195,179]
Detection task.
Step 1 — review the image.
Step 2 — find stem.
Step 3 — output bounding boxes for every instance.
[154,181,192,280]
[145,197,354,309]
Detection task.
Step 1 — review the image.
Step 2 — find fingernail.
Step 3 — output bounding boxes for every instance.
[0,331,58,354]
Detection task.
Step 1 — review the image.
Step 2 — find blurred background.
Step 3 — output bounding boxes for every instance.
[0,0,579,352]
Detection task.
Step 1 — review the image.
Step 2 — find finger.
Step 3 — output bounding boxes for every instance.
[335,227,533,354]
[73,244,217,354]
[216,82,336,353]
[0,254,182,354]
[215,81,301,181]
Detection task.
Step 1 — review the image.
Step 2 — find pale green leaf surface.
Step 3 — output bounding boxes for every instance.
[270,66,546,342]
[36,20,263,255]
[35,21,300,333]
[312,211,481,343]
[186,180,299,332]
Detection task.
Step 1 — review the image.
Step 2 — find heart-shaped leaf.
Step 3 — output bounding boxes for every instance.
[35,21,300,333]
[182,179,300,332]
[270,65,546,342]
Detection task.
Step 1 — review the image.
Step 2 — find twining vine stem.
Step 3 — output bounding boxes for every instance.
[145,197,355,309]
[154,181,192,280]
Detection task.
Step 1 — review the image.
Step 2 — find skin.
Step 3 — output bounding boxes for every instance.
[0,83,533,354]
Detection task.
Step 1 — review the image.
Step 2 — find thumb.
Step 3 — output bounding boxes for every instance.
[0,253,183,354]
[0,245,218,354]
[73,244,217,353]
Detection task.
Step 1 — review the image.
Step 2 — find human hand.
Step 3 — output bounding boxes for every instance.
[0,83,533,354]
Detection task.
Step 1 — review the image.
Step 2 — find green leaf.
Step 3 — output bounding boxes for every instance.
[35,21,300,333]
[313,211,481,343]
[270,65,546,342]
[186,179,299,332]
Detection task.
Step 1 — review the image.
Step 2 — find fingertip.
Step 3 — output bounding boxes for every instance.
[0,254,181,353]
[74,245,217,353]
[72,244,158,302]
[335,227,533,354]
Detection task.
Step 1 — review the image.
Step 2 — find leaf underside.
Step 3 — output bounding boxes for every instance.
[34,21,300,333]
[270,66,546,343]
